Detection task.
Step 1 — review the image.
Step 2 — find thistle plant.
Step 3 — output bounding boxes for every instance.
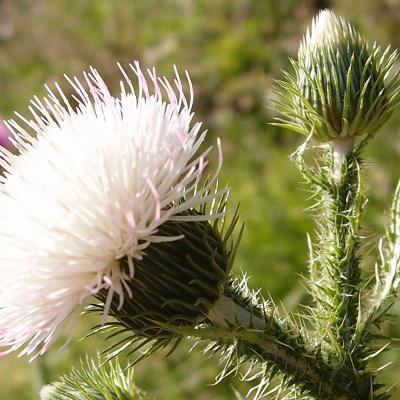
[1,9,400,400]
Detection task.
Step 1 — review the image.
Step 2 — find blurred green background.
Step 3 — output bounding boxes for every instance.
[0,0,400,398]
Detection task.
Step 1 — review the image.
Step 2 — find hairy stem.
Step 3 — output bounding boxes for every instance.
[299,140,384,399]
[208,295,266,329]
[206,295,354,399]
[311,143,363,360]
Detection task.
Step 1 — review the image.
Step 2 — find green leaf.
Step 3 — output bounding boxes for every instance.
[40,357,149,400]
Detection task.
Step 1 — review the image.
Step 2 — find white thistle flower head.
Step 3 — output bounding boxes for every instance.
[0,61,227,360]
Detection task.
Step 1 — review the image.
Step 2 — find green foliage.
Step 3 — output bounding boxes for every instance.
[362,179,400,338]
[40,357,149,400]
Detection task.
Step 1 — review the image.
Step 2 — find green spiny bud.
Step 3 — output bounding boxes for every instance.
[95,210,231,339]
[275,10,400,142]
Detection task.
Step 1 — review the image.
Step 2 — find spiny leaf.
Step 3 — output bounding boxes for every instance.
[40,356,149,400]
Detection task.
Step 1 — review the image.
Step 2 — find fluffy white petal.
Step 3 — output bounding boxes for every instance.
[0,62,221,359]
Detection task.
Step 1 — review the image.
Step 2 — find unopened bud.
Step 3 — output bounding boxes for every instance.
[275,10,400,143]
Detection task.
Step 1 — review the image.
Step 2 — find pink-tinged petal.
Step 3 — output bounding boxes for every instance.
[0,119,12,150]
[0,62,223,359]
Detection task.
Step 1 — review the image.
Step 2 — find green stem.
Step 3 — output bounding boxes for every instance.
[309,139,362,357]
[290,138,384,398]
[207,295,353,399]
[332,137,355,183]
[208,295,266,329]
[302,139,380,398]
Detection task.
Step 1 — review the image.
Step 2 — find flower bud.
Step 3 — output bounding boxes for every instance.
[275,10,400,142]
